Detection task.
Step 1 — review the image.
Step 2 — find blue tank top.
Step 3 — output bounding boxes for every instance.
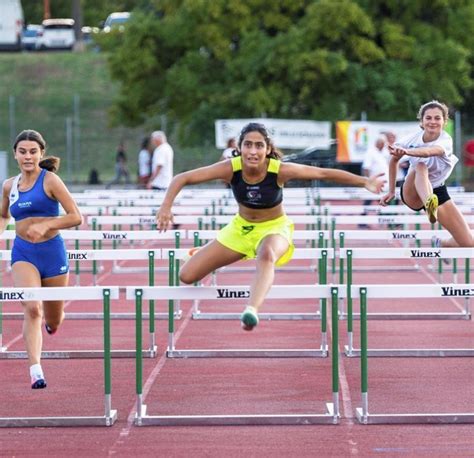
[230,156,283,209]
[9,169,59,221]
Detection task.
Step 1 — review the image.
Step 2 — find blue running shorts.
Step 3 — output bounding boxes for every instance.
[11,234,69,279]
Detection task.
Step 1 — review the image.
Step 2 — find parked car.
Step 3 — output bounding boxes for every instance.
[102,12,130,33]
[37,18,75,50]
[21,24,43,51]
[281,141,364,187]
[81,26,99,46]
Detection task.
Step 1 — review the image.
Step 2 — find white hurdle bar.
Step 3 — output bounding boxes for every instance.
[127,285,341,426]
[348,282,474,359]
[340,246,472,322]
[355,284,474,424]
[161,247,332,322]
[126,284,345,359]
[0,286,118,427]
[0,283,146,359]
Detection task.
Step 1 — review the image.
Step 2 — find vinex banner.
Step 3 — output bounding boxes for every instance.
[215,118,331,150]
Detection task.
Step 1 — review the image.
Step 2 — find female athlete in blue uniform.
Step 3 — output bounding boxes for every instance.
[156,123,384,331]
[0,130,82,389]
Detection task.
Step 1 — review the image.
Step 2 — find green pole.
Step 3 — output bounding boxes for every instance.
[320,250,327,333]
[135,289,143,396]
[174,233,181,299]
[331,218,336,274]
[168,251,175,334]
[148,251,155,334]
[360,287,368,395]
[103,289,111,396]
[331,287,339,395]
[415,223,421,248]
[466,259,470,284]
[347,251,353,332]
[92,219,97,276]
[339,232,345,285]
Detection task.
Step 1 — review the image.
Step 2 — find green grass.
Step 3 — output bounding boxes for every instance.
[0,51,221,184]
[0,52,149,182]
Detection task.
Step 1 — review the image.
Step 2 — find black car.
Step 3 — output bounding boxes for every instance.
[282,141,362,187]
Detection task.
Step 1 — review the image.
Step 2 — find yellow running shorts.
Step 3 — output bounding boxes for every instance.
[216,213,294,266]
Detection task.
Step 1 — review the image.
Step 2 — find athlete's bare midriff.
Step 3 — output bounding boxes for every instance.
[15,217,59,243]
[237,202,284,222]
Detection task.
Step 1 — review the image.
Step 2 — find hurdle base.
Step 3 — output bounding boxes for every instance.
[355,408,474,425]
[135,404,337,426]
[340,312,471,321]
[167,347,328,358]
[0,410,118,428]
[192,312,320,321]
[3,312,182,320]
[344,346,474,357]
[0,347,158,359]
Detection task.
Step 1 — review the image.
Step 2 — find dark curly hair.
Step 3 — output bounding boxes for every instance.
[237,123,283,159]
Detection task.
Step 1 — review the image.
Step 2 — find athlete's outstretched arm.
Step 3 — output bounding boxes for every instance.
[156,161,232,231]
[279,162,385,194]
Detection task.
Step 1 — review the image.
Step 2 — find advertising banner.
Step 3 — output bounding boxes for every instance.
[215,118,331,150]
[336,121,419,162]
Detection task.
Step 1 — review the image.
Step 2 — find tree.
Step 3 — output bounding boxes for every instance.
[96,0,474,143]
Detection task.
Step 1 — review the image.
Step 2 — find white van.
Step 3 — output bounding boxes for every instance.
[0,0,24,51]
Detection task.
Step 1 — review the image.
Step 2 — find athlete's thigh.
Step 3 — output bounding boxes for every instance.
[42,273,69,319]
[12,262,41,287]
[256,234,289,261]
[12,262,42,312]
[437,201,474,247]
[181,239,244,279]
[401,169,423,209]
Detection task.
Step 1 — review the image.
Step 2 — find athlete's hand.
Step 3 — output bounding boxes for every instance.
[26,222,49,242]
[388,144,407,160]
[365,173,386,194]
[380,191,395,206]
[156,207,174,232]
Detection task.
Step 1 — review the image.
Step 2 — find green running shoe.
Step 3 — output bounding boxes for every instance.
[240,306,259,331]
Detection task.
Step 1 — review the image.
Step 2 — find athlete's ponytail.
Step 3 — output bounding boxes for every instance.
[39,156,60,173]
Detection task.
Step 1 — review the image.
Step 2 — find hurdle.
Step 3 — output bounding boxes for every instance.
[340,247,472,357]
[162,245,331,322]
[340,247,471,318]
[0,249,163,358]
[137,281,336,358]
[0,286,118,427]
[128,285,341,426]
[355,284,474,424]
[347,281,474,359]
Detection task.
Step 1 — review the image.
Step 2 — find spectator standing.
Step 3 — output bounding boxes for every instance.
[147,131,174,190]
[359,136,388,227]
[106,142,131,188]
[137,136,152,188]
[220,137,237,161]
